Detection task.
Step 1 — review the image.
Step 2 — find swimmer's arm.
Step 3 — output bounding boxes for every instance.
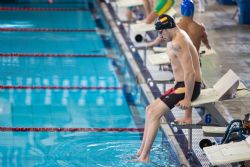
[201,26,211,49]
[143,0,152,16]
[145,12,158,24]
[147,36,164,48]
[144,0,161,24]
[174,42,195,101]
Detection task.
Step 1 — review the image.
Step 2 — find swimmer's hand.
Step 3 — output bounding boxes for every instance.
[176,99,191,110]
[146,36,163,48]
[146,41,155,48]
[206,44,211,50]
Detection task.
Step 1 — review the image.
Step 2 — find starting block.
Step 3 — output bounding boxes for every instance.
[116,0,143,8]
[204,136,250,166]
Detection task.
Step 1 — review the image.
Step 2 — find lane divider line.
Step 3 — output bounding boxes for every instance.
[0,28,97,32]
[0,127,144,132]
[0,85,122,90]
[0,7,88,11]
[0,53,107,57]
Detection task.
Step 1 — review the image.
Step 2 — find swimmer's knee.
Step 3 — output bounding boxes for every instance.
[147,107,163,120]
[146,105,154,113]
[146,106,152,115]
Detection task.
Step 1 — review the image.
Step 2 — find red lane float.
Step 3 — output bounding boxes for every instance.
[0,28,96,32]
[0,53,106,57]
[0,7,88,11]
[0,127,144,132]
[0,85,122,90]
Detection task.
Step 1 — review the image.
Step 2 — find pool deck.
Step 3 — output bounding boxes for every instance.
[193,2,250,165]
[103,0,250,166]
[195,0,250,121]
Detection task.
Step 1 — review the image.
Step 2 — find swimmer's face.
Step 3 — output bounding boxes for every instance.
[159,29,171,42]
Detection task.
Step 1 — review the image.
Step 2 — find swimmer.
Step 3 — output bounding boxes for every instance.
[173,0,210,124]
[143,0,154,17]
[178,0,210,52]
[125,0,174,23]
[145,0,175,23]
[136,14,202,162]
[147,0,210,124]
[48,0,53,4]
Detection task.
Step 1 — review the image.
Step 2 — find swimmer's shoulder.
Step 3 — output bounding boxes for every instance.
[192,20,206,30]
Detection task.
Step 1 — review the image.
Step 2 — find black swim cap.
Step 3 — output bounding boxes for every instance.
[155,14,176,30]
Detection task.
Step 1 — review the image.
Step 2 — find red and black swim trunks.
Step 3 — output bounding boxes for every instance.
[160,81,201,109]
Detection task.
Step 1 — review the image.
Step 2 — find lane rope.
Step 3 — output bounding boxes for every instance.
[0,53,107,57]
[0,7,88,11]
[0,28,96,32]
[0,127,144,132]
[0,85,122,90]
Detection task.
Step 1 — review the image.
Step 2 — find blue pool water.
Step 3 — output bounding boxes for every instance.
[0,32,106,54]
[0,0,181,166]
[0,57,119,86]
[0,11,95,29]
[0,132,180,167]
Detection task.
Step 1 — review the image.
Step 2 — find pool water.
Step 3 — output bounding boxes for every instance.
[0,0,181,166]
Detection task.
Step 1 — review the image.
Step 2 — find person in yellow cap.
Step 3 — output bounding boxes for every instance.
[136,14,202,162]
[144,0,175,23]
[125,0,174,23]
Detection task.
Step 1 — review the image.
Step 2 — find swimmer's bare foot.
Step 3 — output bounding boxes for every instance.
[124,154,137,160]
[174,117,192,125]
[137,155,149,163]
[136,149,142,157]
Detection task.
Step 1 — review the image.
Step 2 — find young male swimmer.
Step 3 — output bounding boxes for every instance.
[136,14,201,162]
[146,0,211,125]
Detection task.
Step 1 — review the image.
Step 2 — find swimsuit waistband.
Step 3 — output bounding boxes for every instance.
[174,81,201,89]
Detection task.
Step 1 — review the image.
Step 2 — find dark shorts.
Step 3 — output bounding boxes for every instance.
[160,82,201,109]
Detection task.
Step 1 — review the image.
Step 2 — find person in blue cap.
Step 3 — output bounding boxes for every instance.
[174,0,211,125]
[178,0,210,53]
[181,0,195,16]
[136,14,202,163]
